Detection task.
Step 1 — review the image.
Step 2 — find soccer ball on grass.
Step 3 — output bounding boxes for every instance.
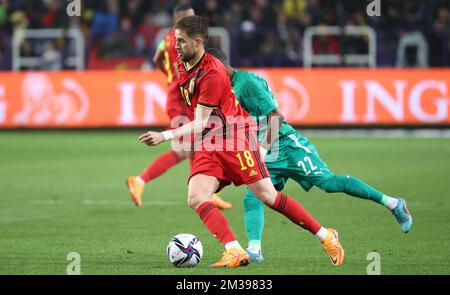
[167,233,203,267]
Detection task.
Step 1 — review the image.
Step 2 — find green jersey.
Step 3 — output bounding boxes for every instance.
[231,70,296,143]
[231,70,332,192]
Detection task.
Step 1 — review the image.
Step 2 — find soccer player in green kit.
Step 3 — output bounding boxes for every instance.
[207,48,413,262]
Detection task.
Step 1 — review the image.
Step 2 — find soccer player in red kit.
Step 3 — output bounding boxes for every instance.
[139,16,345,267]
[126,4,231,210]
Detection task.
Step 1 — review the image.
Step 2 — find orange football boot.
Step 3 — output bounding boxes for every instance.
[210,248,251,268]
[126,176,144,206]
[321,228,345,266]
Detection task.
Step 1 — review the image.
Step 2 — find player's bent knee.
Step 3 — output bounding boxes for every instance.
[247,178,278,205]
[187,174,220,209]
[317,174,345,193]
[318,181,335,193]
[173,149,189,160]
[187,194,208,209]
[170,139,191,159]
[260,193,276,206]
[250,189,276,206]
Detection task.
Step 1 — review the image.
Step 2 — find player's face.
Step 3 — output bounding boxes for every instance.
[175,29,198,62]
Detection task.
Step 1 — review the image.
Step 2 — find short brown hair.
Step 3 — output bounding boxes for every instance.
[174,15,209,41]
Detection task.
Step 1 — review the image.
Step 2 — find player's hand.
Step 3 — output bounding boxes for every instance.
[139,131,165,146]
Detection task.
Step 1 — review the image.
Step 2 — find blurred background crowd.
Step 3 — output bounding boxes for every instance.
[0,0,448,70]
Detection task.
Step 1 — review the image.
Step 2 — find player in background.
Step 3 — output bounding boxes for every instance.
[139,16,344,267]
[206,48,413,262]
[126,4,231,210]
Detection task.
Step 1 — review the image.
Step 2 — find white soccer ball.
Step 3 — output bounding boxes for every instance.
[167,233,203,267]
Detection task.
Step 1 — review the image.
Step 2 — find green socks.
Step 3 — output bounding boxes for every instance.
[243,189,265,243]
[318,174,384,203]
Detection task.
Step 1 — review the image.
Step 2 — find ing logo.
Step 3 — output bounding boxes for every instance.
[14,73,89,125]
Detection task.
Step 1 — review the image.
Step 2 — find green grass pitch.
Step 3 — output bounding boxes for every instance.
[1,130,449,274]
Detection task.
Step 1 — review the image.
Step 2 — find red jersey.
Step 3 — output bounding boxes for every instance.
[161,29,179,85]
[161,29,189,121]
[178,52,256,145]
[179,53,268,189]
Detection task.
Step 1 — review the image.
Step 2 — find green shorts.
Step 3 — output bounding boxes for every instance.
[265,132,332,192]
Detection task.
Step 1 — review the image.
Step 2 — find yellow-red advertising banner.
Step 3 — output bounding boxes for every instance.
[0,69,449,128]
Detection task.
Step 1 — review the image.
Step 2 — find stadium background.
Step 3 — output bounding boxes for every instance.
[0,0,449,275]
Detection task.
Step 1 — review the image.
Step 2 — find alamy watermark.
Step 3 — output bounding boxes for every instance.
[66,0,81,17]
[66,252,81,275]
[66,0,379,19]
[366,0,381,17]
[366,252,381,275]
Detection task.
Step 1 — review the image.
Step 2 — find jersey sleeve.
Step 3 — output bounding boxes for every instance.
[245,76,278,116]
[197,70,224,109]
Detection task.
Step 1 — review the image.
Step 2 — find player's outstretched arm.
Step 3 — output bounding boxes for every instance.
[139,105,213,147]
[172,105,213,138]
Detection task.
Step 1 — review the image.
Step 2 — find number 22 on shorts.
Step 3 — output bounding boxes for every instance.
[297,156,318,175]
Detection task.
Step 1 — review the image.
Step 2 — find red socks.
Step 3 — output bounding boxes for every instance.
[139,151,181,183]
[196,201,236,245]
[195,194,320,245]
[270,192,321,234]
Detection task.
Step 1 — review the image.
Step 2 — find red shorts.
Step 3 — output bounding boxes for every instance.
[188,131,270,192]
[166,82,189,121]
